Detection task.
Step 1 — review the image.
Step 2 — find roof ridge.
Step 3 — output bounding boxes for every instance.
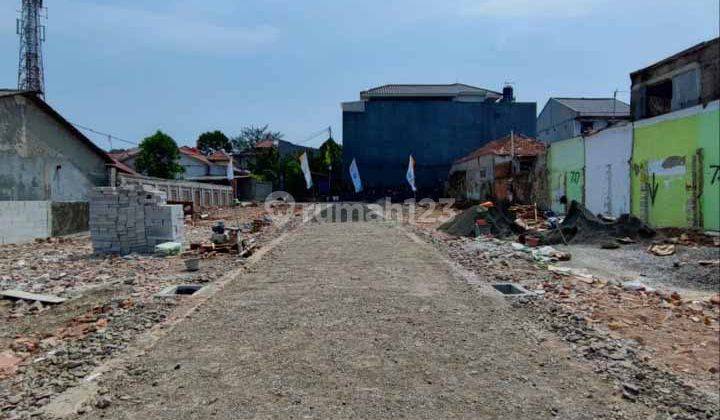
[554,97,622,100]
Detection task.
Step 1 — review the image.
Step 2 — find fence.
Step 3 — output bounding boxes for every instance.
[117,174,233,209]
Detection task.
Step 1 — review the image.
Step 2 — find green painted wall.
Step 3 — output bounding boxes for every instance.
[547,136,584,214]
[699,109,720,231]
[631,104,719,230]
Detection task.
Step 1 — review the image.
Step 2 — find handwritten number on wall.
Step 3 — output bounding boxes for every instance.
[568,171,581,184]
[711,165,720,185]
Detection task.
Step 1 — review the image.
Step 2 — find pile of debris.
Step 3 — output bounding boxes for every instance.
[438,204,525,238]
[539,201,655,245]
[438,200,657,248]
[508,204,548,231]
[189,221,257,257]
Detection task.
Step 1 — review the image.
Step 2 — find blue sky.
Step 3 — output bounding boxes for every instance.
[0,0,718,149]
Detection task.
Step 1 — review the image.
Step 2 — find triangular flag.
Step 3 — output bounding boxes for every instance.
[299,152,313,189]
[406,155,417,192]
[349,158,363,193]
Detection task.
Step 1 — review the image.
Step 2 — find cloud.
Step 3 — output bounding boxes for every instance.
[458,0,599,19]
[56,2,279,55]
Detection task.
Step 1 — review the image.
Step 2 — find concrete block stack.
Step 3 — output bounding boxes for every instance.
[89,185,184,255]
[144,203,184,248]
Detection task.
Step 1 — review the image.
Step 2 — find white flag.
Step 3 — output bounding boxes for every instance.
[299,152,313,189]
[226,156,234,181]
[349,158,363,193]
[406,155,417,192]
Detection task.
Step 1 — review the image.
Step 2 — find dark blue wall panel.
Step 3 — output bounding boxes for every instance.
[343,100,536,194]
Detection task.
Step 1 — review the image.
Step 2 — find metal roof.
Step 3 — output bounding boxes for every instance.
[553,98,630,117]
[361,83,502,99]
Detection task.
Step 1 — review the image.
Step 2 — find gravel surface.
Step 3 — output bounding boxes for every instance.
[409,225,719,418]
[553,243,720,294]
[0,206,296,419]
[80,219,653,419]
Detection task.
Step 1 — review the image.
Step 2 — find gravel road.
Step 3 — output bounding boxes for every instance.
[82,219,653,419]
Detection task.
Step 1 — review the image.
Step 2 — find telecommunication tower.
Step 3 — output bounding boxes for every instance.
[17,0,46,96]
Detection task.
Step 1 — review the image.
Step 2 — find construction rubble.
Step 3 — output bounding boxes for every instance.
[0,205,301,418]
[412,206,720,418]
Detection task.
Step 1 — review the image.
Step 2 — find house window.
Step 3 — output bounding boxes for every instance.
[645,79,673,118]
[479,169,487,179]
[672,69,700,111]
[519,160,533,172]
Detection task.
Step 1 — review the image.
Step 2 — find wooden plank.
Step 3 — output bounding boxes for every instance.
[0,290,66,304]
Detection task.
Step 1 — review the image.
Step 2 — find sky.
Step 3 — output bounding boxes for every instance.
[0,0,718,149]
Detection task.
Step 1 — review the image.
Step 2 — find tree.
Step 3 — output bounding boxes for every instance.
[314,138,343,172]
[231,125,284,151]
[311,137,344,194]
[135,131,184,179]
[196,130,231,155]
[249,146,280,183]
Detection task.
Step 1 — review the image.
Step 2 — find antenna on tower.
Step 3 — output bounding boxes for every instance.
[17,0,46,97]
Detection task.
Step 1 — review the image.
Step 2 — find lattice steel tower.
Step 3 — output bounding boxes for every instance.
[17,0,46,96]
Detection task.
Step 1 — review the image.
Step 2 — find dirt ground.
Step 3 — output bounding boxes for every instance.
[0,205,294,418]
[2,204,718,419]
[406,206,720,416]
[79,220,653,419]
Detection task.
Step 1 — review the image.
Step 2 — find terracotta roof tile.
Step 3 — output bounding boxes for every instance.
[455,134,545,164]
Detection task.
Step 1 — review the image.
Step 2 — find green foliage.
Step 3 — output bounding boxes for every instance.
[280,155,307,198]
[196,130,231,155]
[315,137,343,170]
[231,125,284,151]
[135,131,184,179]
[248,146,312,199]
[249,147,280,183]
[310,137,344,194]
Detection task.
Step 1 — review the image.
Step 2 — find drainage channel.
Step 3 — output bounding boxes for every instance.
[156,284,205,298]
[491,283,535,297]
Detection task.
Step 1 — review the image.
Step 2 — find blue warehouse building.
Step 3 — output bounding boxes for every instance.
[342,83,536,196]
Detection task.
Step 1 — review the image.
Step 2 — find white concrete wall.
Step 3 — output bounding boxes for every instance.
[450,155,495,201]
[584,124,633,217]
[0,201,51,244]
[179,155,208,179]
[118,174,233,208]
[208,163,228,176]
[466,155,495,200]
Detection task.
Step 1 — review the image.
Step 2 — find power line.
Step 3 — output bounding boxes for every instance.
[296,126,332,145]
[70,122,138,149]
